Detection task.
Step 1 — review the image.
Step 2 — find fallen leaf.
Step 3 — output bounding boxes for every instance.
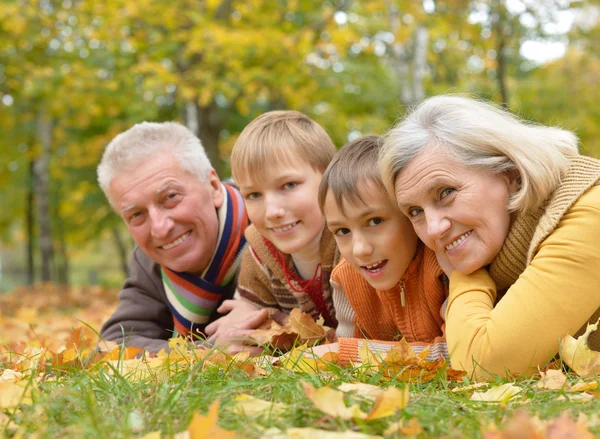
[384,418,423,436]
[337,383,382,400]
[0,381,34,409]
[302,382,365,420]
[302,382,408,420]
[262,427,382,438]
[560,318,600,377]
[568,380,599,392]
[250,309,327,351]
[176,400,237,439]
[231,394,287,417]
[140,432,161,439]
[545,412,596,439]
[0,369,23,382]
[451,382,489,393]
[536,369,567,390]
[482,410,543,439]
[471,383,522,403]
[556,392,594,402]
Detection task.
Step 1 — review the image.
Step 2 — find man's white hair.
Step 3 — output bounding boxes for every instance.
[97,122,213,208]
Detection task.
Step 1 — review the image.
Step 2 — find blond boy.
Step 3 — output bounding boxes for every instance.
[318,135,448,356]
[205,111,340,350]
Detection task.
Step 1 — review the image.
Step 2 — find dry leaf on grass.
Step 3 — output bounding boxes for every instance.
[358,338,466,382]
[250,309,327,351]
[471,383,522,403]
[262,427,382,439]
[302,382,409,420]
[384,418,423,436]
[483,410,596,439]
[536,369,566,390]
[568,380,598,392]
[0,369,23,382]
[174,400,237,439]
[231,394,288,417]
[556,392,594,402]
[560,317,600,377]
[0,381,35,409]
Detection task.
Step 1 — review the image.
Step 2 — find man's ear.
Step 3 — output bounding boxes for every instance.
[207,169,225,209]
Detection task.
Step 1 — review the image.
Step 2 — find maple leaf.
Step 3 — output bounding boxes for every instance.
[250,309,327,351]
[0,381,35,409]
[560,318,600,377]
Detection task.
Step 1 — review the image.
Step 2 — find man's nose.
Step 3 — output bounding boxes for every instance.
[149,208,174,240]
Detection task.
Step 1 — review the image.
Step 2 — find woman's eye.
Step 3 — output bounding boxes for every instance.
[368,218,383,227]
[408,208,422,218]
[440,188,455,199]
[283,182,297,190]
[334,228,350,236]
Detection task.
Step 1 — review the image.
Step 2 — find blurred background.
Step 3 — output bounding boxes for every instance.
[0,0,598,292]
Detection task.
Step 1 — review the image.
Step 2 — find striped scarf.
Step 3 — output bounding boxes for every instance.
[161,183,249,339]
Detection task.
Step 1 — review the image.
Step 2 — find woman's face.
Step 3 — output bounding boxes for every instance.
[394,147,516,275]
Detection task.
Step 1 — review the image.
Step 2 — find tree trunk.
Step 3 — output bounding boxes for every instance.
[26,157,35,285]
[411,26,429,105]
[112,225,130,278]
[184,100,225,178]
[34,110,55,282]
[54,182,69,285]
[496,32,509,108]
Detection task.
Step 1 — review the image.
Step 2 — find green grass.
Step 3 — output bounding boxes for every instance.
[2,352,599,439]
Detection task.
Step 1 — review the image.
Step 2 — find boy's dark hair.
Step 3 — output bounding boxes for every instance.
[318,135,388,215]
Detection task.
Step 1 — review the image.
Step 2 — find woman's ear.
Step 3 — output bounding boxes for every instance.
[505,169,521,193]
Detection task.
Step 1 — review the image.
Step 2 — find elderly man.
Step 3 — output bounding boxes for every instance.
[97,121,265,352]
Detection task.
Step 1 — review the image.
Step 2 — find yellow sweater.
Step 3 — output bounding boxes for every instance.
[447,184,600,376]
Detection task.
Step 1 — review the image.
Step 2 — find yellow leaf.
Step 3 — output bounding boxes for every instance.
[569,380,599,392]
[140,431,162,439]
[0,369,23,382]
[471,383,522,403]
[365,386,409,420]
[262,428,382,438]
[231,394,287,417]
[0,381,34,409]
[187,401,237,439]
[302,382,366,420]
[560,318,600,377]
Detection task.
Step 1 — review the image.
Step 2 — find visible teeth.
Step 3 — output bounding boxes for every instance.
[364,260,385,272]
[162,232,190,250]
[272,222,297,233]
[445,231,472,250]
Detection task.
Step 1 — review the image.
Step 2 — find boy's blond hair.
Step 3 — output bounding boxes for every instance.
[318,135,387,215]
[231,110,336,183]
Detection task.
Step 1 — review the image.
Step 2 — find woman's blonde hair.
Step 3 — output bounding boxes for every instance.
[380,95,579,214]
[230,110,336,184]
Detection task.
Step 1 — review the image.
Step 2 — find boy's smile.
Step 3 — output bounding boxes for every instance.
[324,182,418,291]
[238,159,326,256]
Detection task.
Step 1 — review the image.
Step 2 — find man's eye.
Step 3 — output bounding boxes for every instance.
[368,218,383,227]
[283,182,297,190]
[334,228,350,236]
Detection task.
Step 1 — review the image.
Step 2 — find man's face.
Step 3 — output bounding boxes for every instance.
[109,153,224,274]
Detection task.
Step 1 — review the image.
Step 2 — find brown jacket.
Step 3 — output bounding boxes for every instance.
[100,247,235,352]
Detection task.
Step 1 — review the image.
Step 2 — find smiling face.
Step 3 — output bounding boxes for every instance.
[394,147,515,275]
[238,156,325,256]
[109,153,224,274]
[324,181,418,290]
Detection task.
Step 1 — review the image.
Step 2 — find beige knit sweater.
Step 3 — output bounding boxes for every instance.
[489,155,600,350]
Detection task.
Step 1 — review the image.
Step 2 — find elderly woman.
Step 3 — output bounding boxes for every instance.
[380,95,600,377]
